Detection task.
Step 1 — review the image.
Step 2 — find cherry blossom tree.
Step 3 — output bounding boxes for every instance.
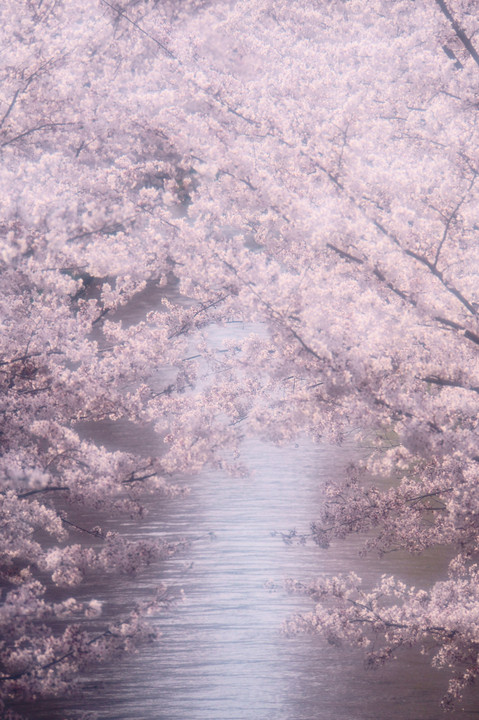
[2,0,479,715]
[148,0,479,709]
[0,1,213,714]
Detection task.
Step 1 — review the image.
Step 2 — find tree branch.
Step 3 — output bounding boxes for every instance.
[435,0,479,68]
[433,176,476,268]
[101,0,176,59]
[18,486,68,499]
[422,375,479,394]
[1,122,77,149]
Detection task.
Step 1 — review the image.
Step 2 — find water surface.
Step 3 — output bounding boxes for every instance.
[32,435,478,720]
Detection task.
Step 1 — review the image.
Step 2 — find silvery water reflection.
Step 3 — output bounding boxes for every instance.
[36,435,476,719]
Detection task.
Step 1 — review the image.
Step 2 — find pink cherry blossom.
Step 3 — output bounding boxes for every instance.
[2,0,479,715]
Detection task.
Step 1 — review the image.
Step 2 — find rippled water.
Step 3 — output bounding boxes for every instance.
[30,434,478,720]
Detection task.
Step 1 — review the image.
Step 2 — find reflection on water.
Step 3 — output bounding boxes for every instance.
[31,436,478,720]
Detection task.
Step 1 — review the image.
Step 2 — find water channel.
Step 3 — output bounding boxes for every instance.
[33,428,478,720]
[23,280,477,720]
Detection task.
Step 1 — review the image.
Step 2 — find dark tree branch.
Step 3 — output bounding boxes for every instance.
[1,122,77,149]
[122,471,158,485]
[61,517,105,538]
[435,0,479,68]
[0,628,116,682]
[18,486,68,498]
[326,242,363,265]
[422,375,479,394]
[168,294,229,339]
[0,57,62,130]
[404,248,476,315]
[101,0,176,59]
[442,44,463,69]
[433,176,476,268]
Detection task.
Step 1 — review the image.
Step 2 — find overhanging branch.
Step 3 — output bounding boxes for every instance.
[435,0,479,68]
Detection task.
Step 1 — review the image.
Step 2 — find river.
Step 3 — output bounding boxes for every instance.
[19,281,479,719]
